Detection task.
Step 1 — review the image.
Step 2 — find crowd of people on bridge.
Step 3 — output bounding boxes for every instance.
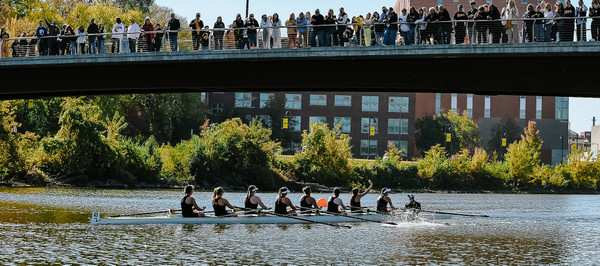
[1,0,599,58]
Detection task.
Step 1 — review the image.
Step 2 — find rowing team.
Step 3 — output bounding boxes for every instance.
[180,180,422,218]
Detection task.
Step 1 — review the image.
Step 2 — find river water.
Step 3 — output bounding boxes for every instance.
[0,187,599,265]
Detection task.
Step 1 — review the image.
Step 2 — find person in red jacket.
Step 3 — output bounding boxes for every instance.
[141,17,155,52]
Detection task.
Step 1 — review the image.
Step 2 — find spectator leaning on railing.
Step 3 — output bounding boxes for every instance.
[75,25,86,55]
[576,0,588,41]
[128,18,140,53]
[87,18,99,54]
[141,17,155,52]
[35,20,48,56]
[245,13,259,49]
[189,13,204,51]
[591,0,600,41]
[213,16,225,50]
[296,12,308,48]
[285,13,297,48]
[97,23,106,54]
[111,18,124,53]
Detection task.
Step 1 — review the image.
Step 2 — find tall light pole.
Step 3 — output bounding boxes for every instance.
[246,0,250,18]
[368,115,373,160]
[560,135,564,163]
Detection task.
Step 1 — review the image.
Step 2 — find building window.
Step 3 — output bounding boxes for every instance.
[334,95,352,106]
[290,116,301,132]
[334,117,351,133]
[212,103,224,114]
[309,116,326,125]
[536,96,542,119]
[258,115,272,127]
[451,93,457,113]
[389,97,409,113]
[235,92,252,108]
[362,96,379,112]
[200,92,207,103]
[467,94,473,118]
[520,96,527,119]
[438,0,444,5]
[388,140,408,156]
[555,97,568,120]
[435,93,441,115]
[521,0,528,4]
[361,117,378,134]
[484,95,491,118]
[486,0,492,3]
[285,94,302,110]
[360,139,378,156]
[310,94,327,106]
[259,93,274,109]
[388,118,408,135]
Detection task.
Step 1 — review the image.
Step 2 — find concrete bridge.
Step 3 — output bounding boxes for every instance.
[1,42,599,99]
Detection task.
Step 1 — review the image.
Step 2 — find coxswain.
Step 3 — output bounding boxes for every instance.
[405,194,421,213]
[327,187,347,214]
[376,188,397,213]
[243,185,270,215]
[180,185,206,217]
[299,186,320,214]
[274,187,297,214]
[349,179,373,213]
[212,187,237,217]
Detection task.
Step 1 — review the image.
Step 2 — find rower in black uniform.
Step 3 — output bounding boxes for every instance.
[181,185,206,217]
[299,186,320,214]
[212,187,237,217]
[327,187,347,214]
[349,179,373,213]
[405,194,421,213]
[274,187,297,215]
[243,185,270,215]
[376,188,397,213]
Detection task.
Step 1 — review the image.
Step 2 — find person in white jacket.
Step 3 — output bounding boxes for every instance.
[127,18,140,53]
[270,13,282,48]
[260,14,271,49]
[503,0,520,43]
[75,25,86,55]
[111,17,124,53]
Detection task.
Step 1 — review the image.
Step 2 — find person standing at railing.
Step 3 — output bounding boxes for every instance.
[58,25,67,55]
[233,14,245,49]
[363,13,372,46]
[189,13,204,51]
[335,7,348,46]
[87,18,99,54]
[260,14,270,49]
[406,7,419,45]
[285,13,298,48]
[312,9,325,47]
[590,0,600,41]
[399,8,410,45]
[111,18,124,54]
[544,4,554,42]
[553,2,565,41]
[121,25,129,53]
[214,16,225,50]
[372,12,384,45]
[166,13,180,51]
[201,26,210,50]
[502,0,520,43]
[12,31,29,57]
[35,20,48,56]
[563,0,576,42]
[43,17,60,55]
[488,4,503,43]
[271,13,282,49]
[454,4,468,44]
[575,0,588,42]
[467,1,478,43]
[297,12,308,48]
[438,6,452,45]
[474,6,488,44]
[141,17,155,52]
[75,25,86,55]
[324,9,336,46]
[63,25,76,55]
[97,23,106,54]
[153,23,164,51]
[246,13,259,49]
[532,5,546,42]
[128,18,140,53]
[0,27,9,58]
[386,8,398,45]
[524,4,536,42]
[416,8,427,45]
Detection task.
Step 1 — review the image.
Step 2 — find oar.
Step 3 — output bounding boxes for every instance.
[109,209,175,218]
[420,210,489,218]
[301,207,398,226]
[239,207,351,229]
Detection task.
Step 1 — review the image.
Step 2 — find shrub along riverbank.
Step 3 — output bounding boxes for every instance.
[1,97,599,192]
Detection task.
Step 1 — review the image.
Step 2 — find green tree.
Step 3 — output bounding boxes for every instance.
[293,122,354,186]
[487,117,521,157]
[415,111,481,155]
[505,121,542,188]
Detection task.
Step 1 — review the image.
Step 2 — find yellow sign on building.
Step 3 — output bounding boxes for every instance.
[502,138,507,147]
[446,133,451,142]
[370,126,375,136]
[282,118,288,129]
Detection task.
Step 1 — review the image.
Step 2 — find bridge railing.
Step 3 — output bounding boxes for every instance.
[0,16,597,58]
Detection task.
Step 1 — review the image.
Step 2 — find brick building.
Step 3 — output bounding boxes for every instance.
[205,91,569,164]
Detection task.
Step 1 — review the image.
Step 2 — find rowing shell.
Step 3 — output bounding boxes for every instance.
[90,212,452,225]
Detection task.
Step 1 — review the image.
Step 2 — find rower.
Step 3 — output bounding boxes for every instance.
[212,187,238,217]
[243,185,270,215]
[299,186,320,214]
[349,179,373,213]
[327,187,347,214]
[405,194,421,213]
[181,185,206,217]
[376,188,397,213]
[274,187,297,215]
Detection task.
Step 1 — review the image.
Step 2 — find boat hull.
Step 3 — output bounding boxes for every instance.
[90,212,451,225]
